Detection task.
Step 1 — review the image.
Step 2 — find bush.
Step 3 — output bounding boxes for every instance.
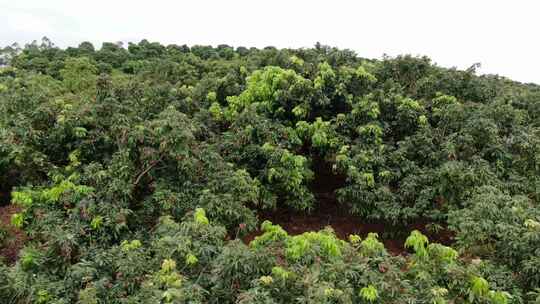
[1,40,538,303]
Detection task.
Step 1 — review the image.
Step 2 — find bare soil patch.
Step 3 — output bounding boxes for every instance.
[242,158,454,255]
[0,204,26,264]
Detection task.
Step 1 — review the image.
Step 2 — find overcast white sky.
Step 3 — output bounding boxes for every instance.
[1,0,539,84]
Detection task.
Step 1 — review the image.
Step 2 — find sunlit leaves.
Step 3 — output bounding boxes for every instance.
[225,66,313,121]
[359,233,386,257]
[260,143,314,209]
[355,65,377,84]
[405,230,429,258]
[90,216,103,230]
[10,213,24,228]
[250,220,288,248]
[194,208,210,225]
[469,276,489,301]
[285,229,343,261]
[12,191,32,208]
[295,117,340,151]
[185,253,198,266]
[359,285,379,302]
[121,239,142,252]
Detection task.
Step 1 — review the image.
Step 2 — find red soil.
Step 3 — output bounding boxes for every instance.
[242,159,454,255]
[0,204,26,264]
[242,195,454,255]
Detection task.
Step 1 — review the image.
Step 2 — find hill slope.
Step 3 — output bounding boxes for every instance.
[1,39,539,303]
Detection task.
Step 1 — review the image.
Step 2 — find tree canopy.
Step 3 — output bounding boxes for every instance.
[0,37,539,303]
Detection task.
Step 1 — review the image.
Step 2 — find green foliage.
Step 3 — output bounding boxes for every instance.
[60,56,98,93]
[359,285,379,302]
[470,276,490,301]
[121,239,142,252]
[359,233,386,257]
[225,66,313,121]
[405,230,429,257]
[261,143,314,209]
[185,253,198,266]
[295,117,341,151]
[194,207,210,225]
[250,220,288,248]
[449,187,540,288]
[285,228,344,262]
[12,191,33,208]
[11,213,25,228]
[90,216,103,230]
[0,39,537,303]
[78,286,98,304]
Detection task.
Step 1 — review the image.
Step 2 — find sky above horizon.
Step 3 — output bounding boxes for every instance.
[1,0,539,84]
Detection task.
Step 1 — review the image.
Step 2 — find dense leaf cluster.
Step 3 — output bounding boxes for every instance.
[0,38,539,303]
